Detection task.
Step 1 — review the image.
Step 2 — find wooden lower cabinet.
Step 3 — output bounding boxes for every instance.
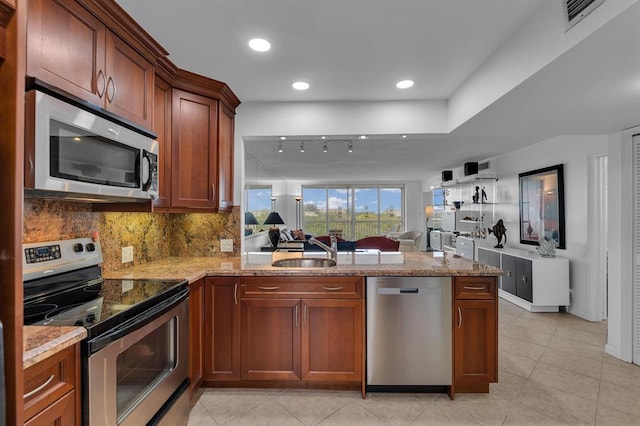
[241,299,301,381]
[203,276,364,389]
[453,277,498,393]
[204,277,241,381]
[189,278,205,393]
[302,299,363,383]
[24,344,81,425]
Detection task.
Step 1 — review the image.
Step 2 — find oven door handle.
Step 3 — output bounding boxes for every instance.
[88,287,189,354]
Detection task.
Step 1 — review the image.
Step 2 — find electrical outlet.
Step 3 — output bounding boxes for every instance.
[220,239,233,252]
[121,246,134,263]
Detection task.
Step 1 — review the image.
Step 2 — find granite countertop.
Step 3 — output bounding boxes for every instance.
[24,326,87,369]
[105,251,502,282]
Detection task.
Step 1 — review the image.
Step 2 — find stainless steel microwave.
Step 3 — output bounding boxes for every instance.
[25,87,158,202]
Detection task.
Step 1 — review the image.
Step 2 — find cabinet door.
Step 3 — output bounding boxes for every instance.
[204,278,240,381]
[454,299,497,389]
[301,299,363,383]
[24,390,76,426]
[188,278,204,392]
[217,105,234,211]
[152,76,172,209]
[241,299,301,381]
[26,0,106,104]
[477,248,500,269]
[104,31,154,129]
[171,89,219,209]
[501,254,517,295]
[515,257,533,303]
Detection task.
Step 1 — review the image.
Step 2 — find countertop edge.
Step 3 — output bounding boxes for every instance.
[24,326,87,369]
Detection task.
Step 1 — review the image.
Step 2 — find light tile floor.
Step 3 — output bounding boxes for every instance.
[188,299,640,425]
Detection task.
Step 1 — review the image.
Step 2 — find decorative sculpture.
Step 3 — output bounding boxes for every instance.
[537,238,559,257]
[488,219,507,248]
[481,186,487,203]
[472,186,480,204]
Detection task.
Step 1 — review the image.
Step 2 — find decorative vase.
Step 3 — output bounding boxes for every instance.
[268,227,280,247]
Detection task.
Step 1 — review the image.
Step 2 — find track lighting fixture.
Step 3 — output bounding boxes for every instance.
[278,141,283,153]
[348,141,353,153]
[300,141,305,153]
[323,143,328,153]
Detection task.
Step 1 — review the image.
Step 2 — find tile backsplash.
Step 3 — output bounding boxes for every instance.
[23,199,241,273]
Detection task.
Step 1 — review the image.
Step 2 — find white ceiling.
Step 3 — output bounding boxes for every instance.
[117,0,640,182]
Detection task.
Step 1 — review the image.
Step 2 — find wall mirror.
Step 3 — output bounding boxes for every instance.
[518,164,565,249]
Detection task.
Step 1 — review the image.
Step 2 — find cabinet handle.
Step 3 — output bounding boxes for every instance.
[303,304,307,326]
[521,275,528,284]
[321,286,343,291]
[295,305,299,327]
[233,283,238,305]
[211,183,216,202]
[457,306,462,329]
[96,70,106,97]
[258,286,279,290]
[24,374,55,399]
[463,286,485,291]
[506,271,511,277]
[106,76,116,102]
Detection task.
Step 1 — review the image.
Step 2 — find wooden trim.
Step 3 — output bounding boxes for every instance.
[0,0,15,28]
[77,0,167,61]
[0,0,25,423]
[172,68,241,109]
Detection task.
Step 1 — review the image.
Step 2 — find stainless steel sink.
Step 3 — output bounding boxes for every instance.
[271,258,337,268]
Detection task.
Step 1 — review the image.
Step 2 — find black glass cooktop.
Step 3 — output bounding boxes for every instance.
[24,266,187,338]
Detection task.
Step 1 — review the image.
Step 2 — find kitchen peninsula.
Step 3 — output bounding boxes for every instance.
[105,251,501,398]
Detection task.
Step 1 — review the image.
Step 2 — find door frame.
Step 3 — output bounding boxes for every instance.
[587,150,608,321]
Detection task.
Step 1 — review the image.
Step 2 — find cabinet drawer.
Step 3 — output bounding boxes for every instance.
[24,344,78,421]
[240,277,363,299]
[454,277,496,300]
[25,389,76,426]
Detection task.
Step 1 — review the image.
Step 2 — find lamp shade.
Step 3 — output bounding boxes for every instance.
[244,211,259,225]
[263,211,285,225]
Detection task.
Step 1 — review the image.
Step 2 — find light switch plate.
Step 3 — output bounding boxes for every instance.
[122,246,134,263]
[220,239,233,252]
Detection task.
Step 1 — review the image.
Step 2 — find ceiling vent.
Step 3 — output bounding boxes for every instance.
[564,0,605,30]
[478,161,490,171]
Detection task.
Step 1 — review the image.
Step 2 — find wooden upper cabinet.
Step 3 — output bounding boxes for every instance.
[103,31,154,128]
[171,89,219,209]
[26,0,106,105]
[26,0,155,129]
[152,75,172,209]
[217,105,235,211]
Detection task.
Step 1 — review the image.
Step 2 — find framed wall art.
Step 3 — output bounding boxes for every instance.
[519,164,565,249]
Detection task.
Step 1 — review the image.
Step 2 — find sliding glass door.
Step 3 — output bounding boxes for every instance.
[302,185,403,240]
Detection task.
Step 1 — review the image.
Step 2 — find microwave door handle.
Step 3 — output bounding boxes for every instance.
[142,150,152,191]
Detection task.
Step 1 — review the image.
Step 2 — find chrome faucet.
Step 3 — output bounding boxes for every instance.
[308,236,338,262]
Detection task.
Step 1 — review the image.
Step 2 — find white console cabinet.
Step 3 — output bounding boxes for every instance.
[477,246,569,312]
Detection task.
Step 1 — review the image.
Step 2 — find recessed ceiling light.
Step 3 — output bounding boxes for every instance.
[279,136,287,140]
[396,80,414,89]
[248,38,271,52]
[320,136,327,140]
[358,135,367,140]
[292,81,310,91]
[401,134,408,139]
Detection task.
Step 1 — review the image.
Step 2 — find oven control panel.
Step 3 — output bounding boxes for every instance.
[23,237,103,281]
[25,244,62,264]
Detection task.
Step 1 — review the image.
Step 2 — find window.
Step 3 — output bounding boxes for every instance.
[302,185,404,240]
[244,185,272,228]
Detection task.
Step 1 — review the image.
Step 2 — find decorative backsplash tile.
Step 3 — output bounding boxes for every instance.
[169,207,240,257]
[23,199,100,243]
[23,200,241,273]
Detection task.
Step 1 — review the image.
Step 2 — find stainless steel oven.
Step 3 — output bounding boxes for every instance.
[87,291,189,426]
[23,238,190,426]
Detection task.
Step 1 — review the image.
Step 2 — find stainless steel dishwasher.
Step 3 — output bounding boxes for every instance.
[366,277,452,389]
